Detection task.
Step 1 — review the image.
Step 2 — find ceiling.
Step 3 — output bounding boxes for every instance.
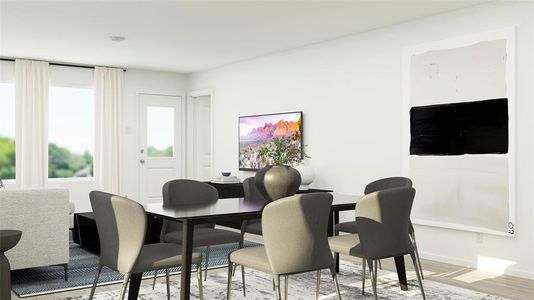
[0,1,489,74]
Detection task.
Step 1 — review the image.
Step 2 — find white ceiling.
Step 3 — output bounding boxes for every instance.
[0,0,488,74]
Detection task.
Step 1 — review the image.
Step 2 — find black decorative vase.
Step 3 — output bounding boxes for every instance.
[255,165,302,201]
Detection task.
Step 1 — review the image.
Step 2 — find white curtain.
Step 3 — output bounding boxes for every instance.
[15,59,49,188]
[94,67,123,194]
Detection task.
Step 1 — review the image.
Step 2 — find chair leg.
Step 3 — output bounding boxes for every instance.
[316,270,321,300]
[62,264,68,281]
[412,235,424,280]
[197,263,204,300]
[119,273,130,300]
[204,245,210,281]
[411,253,426,300]
[165,269,170,300]
[273,275,281,300]
[88,264,103,300]
[361,258,366,295]
[329,267,342,300]
[378,259,382,270]
[373,260,378,300]
[152,270,158,290]
[227,256,233,300]
[241,265,246,297]
[368,260,378,300]
[284,275,289,300]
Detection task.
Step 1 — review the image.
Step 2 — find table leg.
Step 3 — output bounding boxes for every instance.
[394,255,408,291]
[334,210,340,273]
[128,273,142,300]
[180,219,194,300]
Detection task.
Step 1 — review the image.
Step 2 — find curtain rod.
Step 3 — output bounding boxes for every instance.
[0,57,126,72]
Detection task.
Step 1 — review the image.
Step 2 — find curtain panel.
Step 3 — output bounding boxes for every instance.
[15,59,49,188]
[94,67,123,194]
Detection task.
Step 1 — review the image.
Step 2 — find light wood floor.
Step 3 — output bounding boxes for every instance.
[11,232,534,300]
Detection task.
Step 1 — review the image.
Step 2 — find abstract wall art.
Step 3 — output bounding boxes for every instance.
[402,28,516,236]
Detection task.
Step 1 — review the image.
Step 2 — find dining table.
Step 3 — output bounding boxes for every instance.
[131,192,409,300]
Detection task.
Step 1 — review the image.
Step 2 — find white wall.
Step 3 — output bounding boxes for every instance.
[189,1,534,279]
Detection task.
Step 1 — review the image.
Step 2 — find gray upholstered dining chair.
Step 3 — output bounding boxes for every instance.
[240,177,270,238]
[329,187,425,300]
[227,192,342,300]
[88,191,203,300]
[335,177,424,282]
[153,179,243,286]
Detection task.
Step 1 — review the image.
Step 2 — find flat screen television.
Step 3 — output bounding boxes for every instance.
[410,98,508,155]
[239,111,303,171]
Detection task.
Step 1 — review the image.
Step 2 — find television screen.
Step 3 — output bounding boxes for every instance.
[410,98,508,155]
[239,111,302,170]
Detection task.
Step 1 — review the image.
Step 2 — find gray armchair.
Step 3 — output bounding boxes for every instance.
[228,192,342,300]
[154,179,243,284]
[329,187,425,300]
[89,191,203,300]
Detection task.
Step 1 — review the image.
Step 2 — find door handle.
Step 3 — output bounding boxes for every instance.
[140,159,145,164]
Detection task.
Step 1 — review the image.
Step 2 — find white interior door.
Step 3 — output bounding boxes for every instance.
[139,93,185,203]
[187,94,212,180]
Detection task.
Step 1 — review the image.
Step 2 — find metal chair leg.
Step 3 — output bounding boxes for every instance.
[361,258,366,295]
[165,269,170,300]
[88,264,103,300]
[316,270,321,300]
[152,270,157,290]
[227,257,233,300]
[119,273,130,300]
[197,263,204,300]
[284,275,289,300]
[329,267,342,300]
[273,275,281,300]
[378,259,382,270]
[204,245,210,281]
[411,253,426,300]
[368,260,378,300]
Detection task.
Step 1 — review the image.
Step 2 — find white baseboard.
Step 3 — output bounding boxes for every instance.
[419,251,534,280]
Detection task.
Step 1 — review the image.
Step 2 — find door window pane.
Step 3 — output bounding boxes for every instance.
[0,83,16,179]
[48,86,94,178]
[147,106,174,157]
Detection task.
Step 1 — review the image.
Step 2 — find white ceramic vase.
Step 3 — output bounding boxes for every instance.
[295,160,315,190]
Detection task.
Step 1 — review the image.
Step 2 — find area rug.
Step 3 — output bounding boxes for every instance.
[11,233,258,297]
[64,260,507,300]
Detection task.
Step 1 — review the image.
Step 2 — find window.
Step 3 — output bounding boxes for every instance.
[147,106,174,157]
[48,86,94,178]
[0,83,16,180]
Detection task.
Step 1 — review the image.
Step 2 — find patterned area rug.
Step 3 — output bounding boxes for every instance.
[64,260,506,300]
[11,233,258,297]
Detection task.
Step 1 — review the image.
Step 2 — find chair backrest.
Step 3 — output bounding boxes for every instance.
[160,179,219,238]
[162,179,219,206]
[243,177,269,202]
[355,187,415,259]
[89,191,146,274]
[364,177,412,195]
[262,192,334,275]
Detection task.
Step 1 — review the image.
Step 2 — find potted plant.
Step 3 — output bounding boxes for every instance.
[254,137,309,201]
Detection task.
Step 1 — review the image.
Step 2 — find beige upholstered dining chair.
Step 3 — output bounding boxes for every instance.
[227,192,342,300]
[89,191,203,300]
[153,179,243,286]
[335,177,424,283]
[329,187,425,300]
